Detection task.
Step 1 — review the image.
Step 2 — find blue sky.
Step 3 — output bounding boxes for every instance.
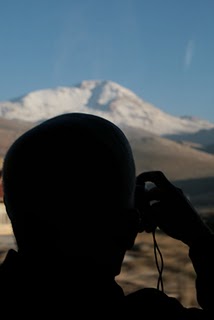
[0,0,214,122]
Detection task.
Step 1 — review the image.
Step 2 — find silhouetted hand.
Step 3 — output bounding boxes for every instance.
[136,171,212,246]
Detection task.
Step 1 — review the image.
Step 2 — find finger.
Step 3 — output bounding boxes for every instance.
[136,171,175,191]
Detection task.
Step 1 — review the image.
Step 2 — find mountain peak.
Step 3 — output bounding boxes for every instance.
[0,80,214,136]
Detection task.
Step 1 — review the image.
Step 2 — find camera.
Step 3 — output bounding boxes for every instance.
[134,178,157,233]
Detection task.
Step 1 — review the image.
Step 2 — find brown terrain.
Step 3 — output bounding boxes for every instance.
[0,117,214,308]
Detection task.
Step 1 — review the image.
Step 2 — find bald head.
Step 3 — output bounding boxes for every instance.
[2,113,137,252]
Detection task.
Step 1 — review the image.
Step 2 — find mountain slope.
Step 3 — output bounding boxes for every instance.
[123,125,214,180]
[1,117,214,182]
[0,117,33,157]
[205,143,214,154]
[164,128,214,147]
[124,125,214,209]
[0,80,214,136]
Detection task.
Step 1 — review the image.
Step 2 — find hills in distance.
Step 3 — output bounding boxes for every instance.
[0,80,214,210]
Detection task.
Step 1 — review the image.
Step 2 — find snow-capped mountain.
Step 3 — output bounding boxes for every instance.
[0,80,214,136]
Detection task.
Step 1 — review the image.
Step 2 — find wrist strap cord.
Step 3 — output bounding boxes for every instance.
[152,230,164,292]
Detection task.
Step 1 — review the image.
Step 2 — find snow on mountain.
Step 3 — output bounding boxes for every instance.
[0,80,214,136]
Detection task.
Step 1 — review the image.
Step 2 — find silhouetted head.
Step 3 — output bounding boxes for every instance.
[2,112,139,275]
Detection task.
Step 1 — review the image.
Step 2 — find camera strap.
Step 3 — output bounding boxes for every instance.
[152,230,164,292]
